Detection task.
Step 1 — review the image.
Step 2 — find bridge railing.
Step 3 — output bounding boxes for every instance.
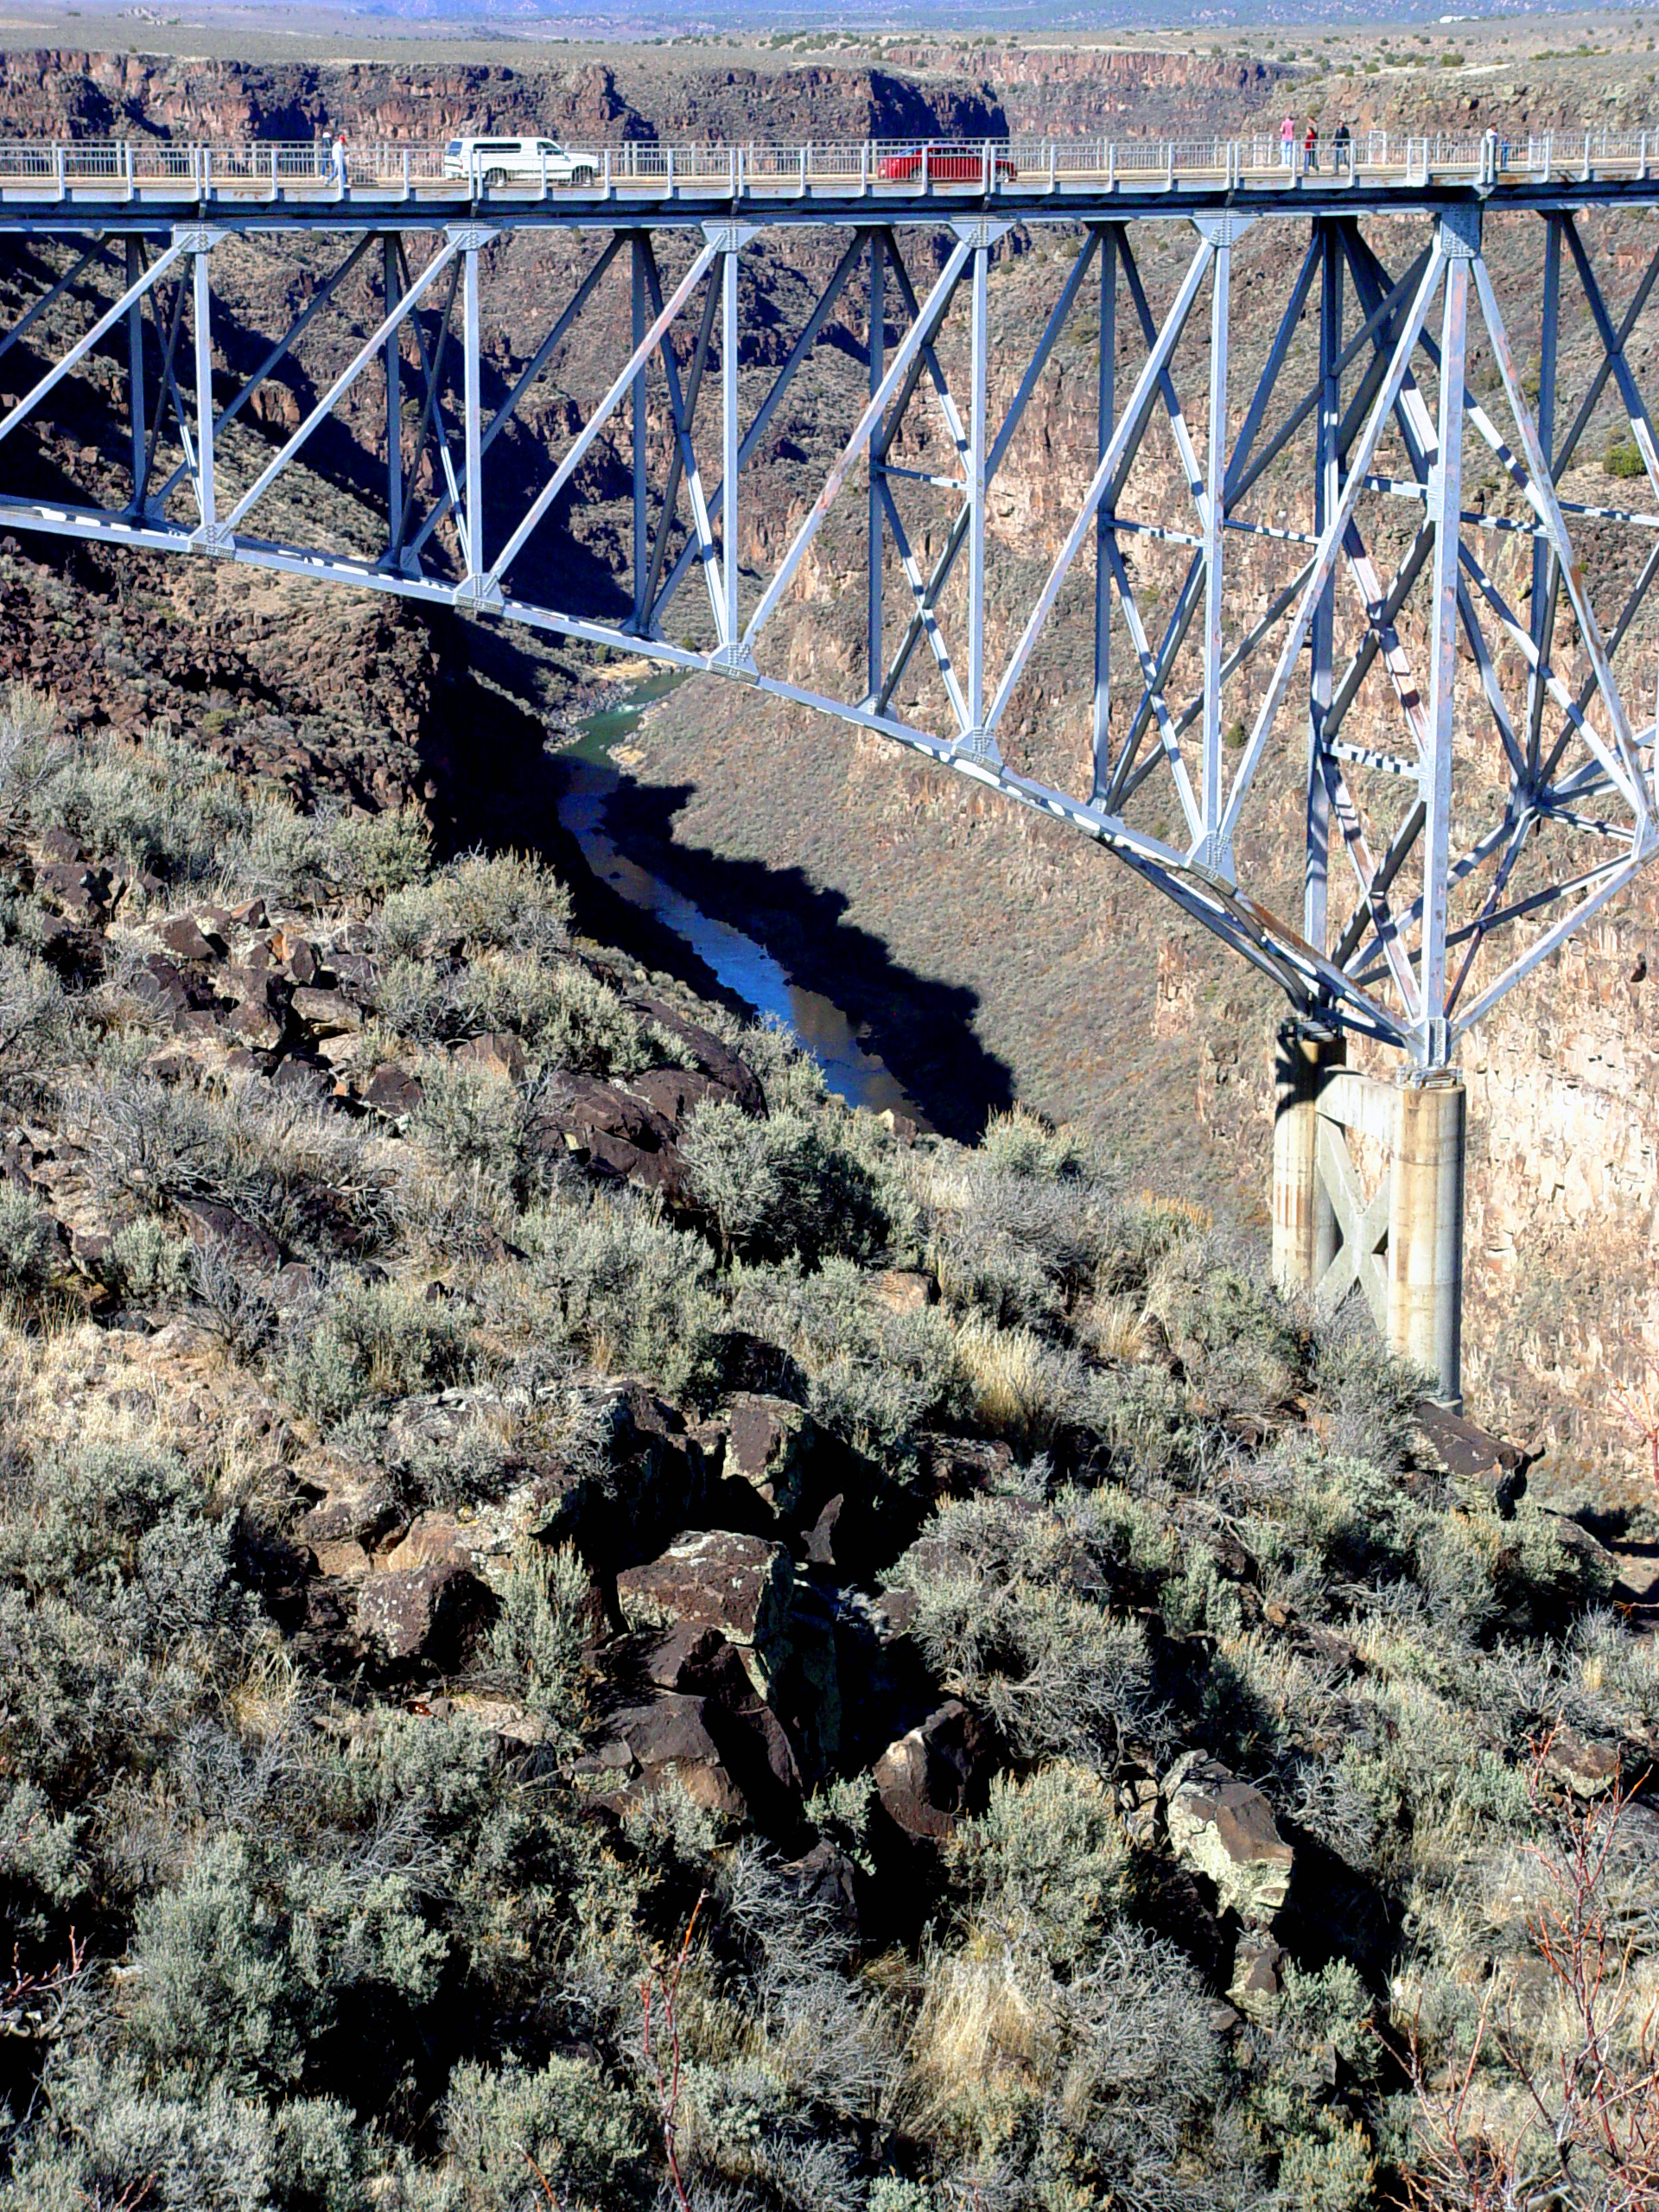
[0,126,1656,200]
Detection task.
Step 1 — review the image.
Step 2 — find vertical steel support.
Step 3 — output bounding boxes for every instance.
[868,228,884,704]
[722,244,740,651]
[1092,225,1116,798]
[125,237,145,511]
[1306,222,1340,950]
[1198,224,1230,869]
[384,235,403,559]
[1388,1071,1465,1406]
[191,241,214,540]
[632,235,648,624]
[462,238,483,584]
[967,234,990,749]
[1421,220,1472,1063]
[1272,1021,1344,1293]
[1527,214,1561,776]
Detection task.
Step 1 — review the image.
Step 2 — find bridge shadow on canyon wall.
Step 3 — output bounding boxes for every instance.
[435,627,1017,1144]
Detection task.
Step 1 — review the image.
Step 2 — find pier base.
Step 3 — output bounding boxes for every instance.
[1270,1025,1466,1409]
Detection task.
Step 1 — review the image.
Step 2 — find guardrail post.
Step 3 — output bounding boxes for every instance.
[53,144,63,201]
[729,145,736,199]
[540,145,547,198]
[1107,141,1115,189]
[666,146,675,194]
[1584,130,1592,180]
[125,139,135,200]
[921,143,929,194]
[402,148,410,200]
[603,148,611,195]
[798,145,806,192]
[1047,139,1056,190]
[860,140,868,194]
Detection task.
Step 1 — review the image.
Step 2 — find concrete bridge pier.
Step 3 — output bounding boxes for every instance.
[1272,1023,1466,1409]
[1387,1070,1466,1411]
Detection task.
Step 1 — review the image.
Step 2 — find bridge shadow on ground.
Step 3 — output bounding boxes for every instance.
[434,636,1015,1144]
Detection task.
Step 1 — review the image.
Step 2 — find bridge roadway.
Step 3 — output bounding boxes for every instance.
[0,126,1657,226]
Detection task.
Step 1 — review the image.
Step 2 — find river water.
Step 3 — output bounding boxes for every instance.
[558,672,919,1120]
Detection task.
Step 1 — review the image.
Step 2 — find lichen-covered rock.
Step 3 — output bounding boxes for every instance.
[355,1557,490,1671]
[616,1529,794,1696]
[1163,1751,1294,1926]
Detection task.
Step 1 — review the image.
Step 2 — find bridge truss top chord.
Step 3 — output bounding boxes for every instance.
[0,149,1656,1066]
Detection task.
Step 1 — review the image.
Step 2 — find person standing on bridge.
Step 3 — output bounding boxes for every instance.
[1281,112,1295,168]
[1303,118,1319,173]
[332,132,348,193]
[1333,118,1352,174]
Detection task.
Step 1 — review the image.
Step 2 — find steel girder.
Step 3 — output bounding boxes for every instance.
[0,202,1656,1063]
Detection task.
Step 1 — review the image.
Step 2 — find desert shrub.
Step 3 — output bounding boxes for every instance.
[734,1012,832,1113]
[1605,430,1646,479]
[378,849,570,964]
[729,1255,966,1451]
[1308,1313,1424,1465]
[683,1099,893,1267]
[897,1493,1160,1763]
[34,726,251,884]
[950,1764,1133,1967]
[190,1236,283,1361]
[442,2053,647,2210]
[0,943,71,1109]
[1249,1955,1381,2206]
[379,952,649,1075]
[73,1074,398,1263]
[3,2044,362,2212]
[0,683,65,836]
[976,1104,1095,1181]
[0,1182,53,1295]
[1146,1232,1310,1419]
[276,1278,473,1428]
[901,1920,1249,2205]
[0,1439,245,1803]
[108,1213,195,1304]
[953,1313,1083,1440]
[411,1057,534,1194]
[927,1132,1115,1334]
[488,1542,592,1738]
[522,1190,721,1401]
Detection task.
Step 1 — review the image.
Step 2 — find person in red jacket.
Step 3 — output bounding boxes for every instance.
[1303,118,1319,174]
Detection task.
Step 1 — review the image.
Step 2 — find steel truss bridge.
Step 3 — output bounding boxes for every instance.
[0,137,1658,1074]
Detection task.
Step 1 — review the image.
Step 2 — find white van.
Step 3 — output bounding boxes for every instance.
[442,136,599,188]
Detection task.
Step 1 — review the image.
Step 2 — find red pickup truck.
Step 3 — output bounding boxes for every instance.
[876,145,1019,185]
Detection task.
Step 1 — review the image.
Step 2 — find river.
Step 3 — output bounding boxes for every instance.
[557,671,921,1122]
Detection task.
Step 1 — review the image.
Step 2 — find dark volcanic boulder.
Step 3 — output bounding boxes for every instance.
[873,1700,991,1840]
[617,1529,794,1693]
[355,1557,492,1674]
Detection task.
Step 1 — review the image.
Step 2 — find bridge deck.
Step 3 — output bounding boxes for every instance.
[0,128,1657,226]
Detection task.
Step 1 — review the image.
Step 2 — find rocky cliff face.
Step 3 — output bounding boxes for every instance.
[0,48,1002,145]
